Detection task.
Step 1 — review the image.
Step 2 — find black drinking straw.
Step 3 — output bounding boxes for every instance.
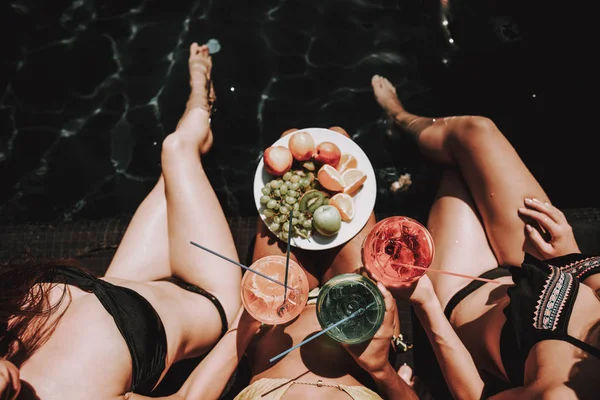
[283,215,293,299]
[189,241,293,290]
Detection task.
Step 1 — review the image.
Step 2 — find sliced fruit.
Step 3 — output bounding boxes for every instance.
[317,164,345,192]
[336,153,358,173]
[342,168,367,195]
[299,190,325,213]
[329,193,355,222]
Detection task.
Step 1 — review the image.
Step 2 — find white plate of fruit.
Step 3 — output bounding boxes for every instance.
[253,127,377,250]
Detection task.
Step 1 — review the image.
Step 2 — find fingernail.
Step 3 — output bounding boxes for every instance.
[377,282,385,291]
[524,198,532,203]
[518,207,526,212]
[525,224,533,232]
[532,197,540,203]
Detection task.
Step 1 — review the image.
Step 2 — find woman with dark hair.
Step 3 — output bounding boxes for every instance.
[0,42,243,399]
[370,74,600,399]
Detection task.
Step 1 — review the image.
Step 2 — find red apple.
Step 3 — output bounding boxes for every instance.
[288,131,315,161]
[314,141,341,167]
[263,146,293,176]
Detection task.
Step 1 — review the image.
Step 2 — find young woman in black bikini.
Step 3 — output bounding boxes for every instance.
[0,43,243,399]
[371,75,600,399]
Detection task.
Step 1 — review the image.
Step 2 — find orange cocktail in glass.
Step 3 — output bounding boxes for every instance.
[241,255,309,325]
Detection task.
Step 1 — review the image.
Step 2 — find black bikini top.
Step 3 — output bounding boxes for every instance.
[46,266,167,395]
[501,253,600,385]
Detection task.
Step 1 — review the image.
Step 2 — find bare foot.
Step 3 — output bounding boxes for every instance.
[371,74,435,139]
[371,75,404,117]
[176,42,215,154]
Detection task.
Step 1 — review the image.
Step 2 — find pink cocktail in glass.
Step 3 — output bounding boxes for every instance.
[362,216,435,286]
[241,255,310,325]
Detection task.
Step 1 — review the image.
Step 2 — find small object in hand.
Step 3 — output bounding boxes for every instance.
[206,38,221,54]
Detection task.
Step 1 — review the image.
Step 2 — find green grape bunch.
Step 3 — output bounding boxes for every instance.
[259,169,318,241]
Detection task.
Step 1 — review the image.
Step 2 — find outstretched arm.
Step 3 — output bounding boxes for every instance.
[392,276,485,400]
[343,283,419,400]
[126,306,260,400]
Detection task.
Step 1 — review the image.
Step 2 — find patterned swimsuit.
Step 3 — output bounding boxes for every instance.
[501,253,600,385]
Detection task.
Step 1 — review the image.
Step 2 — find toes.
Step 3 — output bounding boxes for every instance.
[190,42,199,58]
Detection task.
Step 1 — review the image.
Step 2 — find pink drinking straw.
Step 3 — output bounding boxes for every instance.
[394,263,502,284]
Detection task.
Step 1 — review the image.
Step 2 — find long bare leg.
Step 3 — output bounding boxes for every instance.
[372,75,550,266]
[105,44,218,282]
[160,43,240,324]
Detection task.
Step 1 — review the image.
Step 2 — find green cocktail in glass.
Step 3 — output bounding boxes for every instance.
[316,273,385,344]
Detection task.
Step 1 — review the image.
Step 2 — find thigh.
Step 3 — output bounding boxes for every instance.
[252,219,321,290]
[105,177,171,281]
[443,116,550,266]
[320,213,377,285]
[426,168,499,309]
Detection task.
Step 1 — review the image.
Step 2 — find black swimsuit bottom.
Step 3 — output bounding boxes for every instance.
[46,266,228,395]
[444,253,600,391]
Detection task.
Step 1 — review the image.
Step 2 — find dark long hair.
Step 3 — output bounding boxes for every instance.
[0,258,81,364]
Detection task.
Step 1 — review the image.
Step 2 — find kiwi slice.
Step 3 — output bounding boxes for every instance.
[299,190,325,213]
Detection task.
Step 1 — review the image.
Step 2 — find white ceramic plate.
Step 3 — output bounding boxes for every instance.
[253,127,377,250]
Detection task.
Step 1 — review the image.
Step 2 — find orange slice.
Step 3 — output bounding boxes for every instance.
[336,153,358,173]
[317,164,345,192]
[329,193,355,222]
[342,168,367,195]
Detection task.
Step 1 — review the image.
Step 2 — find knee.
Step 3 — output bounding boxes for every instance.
[456,116,497,136]
[161,133,196,165]
[161,134,184,159]
[450,116,501,148]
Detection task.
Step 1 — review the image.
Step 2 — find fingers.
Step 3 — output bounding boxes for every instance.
[328,126,350,138]
[518,199,560,238]
[522,198,565,223]
[124,393,158,400]
[280,128,298,138]
[393,306,400,336]
[525,223,554,254]
[0,362,20,400]
[378,282,396,331]
[7,365,19,400]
